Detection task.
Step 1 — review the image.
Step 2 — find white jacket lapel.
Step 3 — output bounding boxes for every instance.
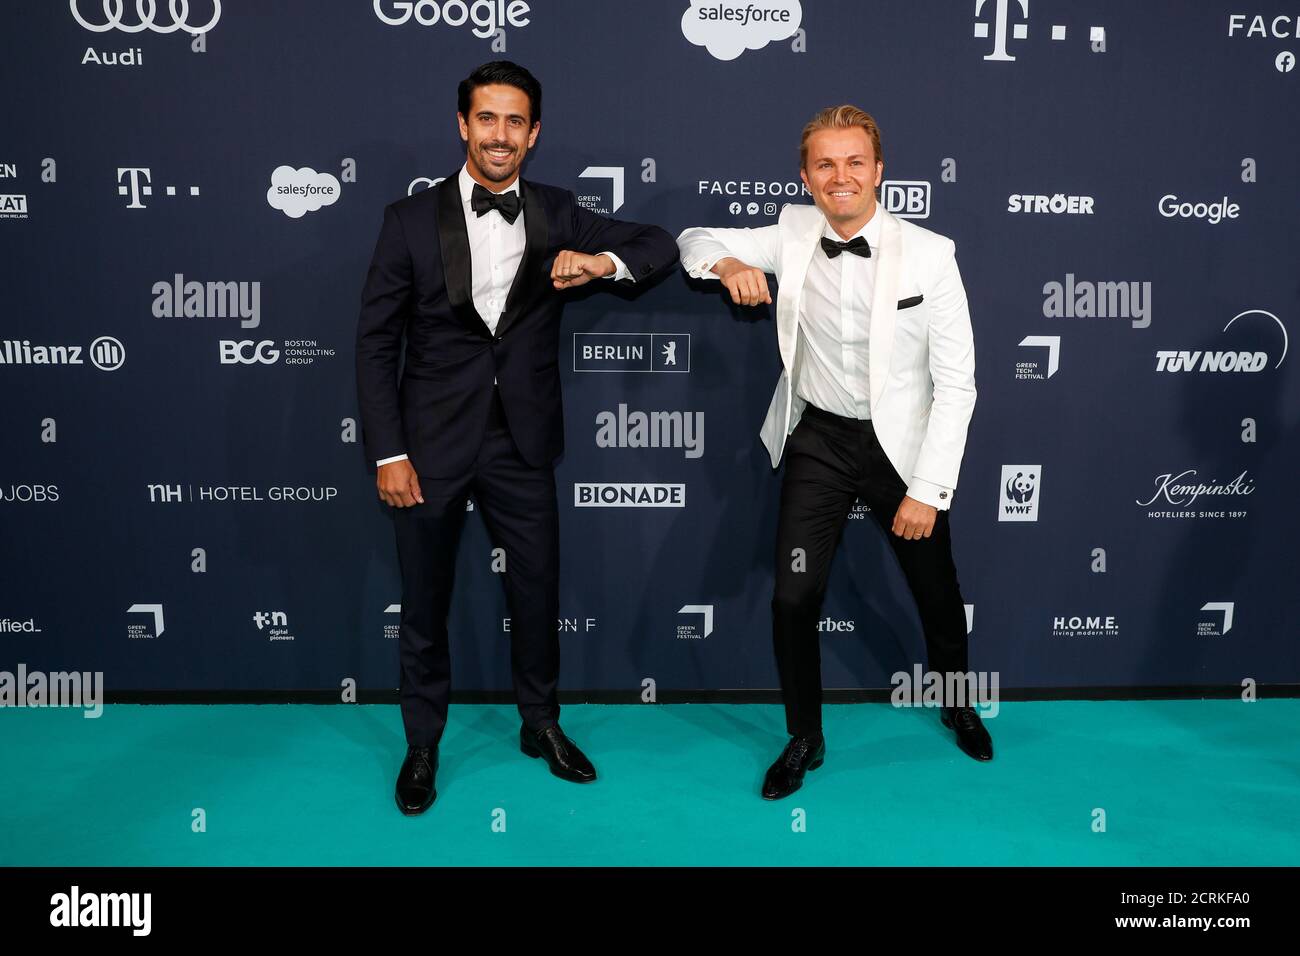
[777,209,828,373]
[869,209,901,408]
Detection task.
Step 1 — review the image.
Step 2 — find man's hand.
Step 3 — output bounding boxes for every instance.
[713,256,772,306]
[891,495,937,540]
[377,459,424,508]
[551,250,615,289]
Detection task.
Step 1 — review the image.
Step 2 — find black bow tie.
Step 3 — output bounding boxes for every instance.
[820,235,872,259]
[470,183,522,224]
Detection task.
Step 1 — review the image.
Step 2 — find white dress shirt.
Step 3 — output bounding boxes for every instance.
[795,209,881,421]
[377,164,632,467]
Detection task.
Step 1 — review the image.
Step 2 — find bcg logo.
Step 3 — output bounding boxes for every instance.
[220,340,279,364]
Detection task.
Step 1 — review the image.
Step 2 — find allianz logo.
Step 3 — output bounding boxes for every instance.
[595,404,704,459]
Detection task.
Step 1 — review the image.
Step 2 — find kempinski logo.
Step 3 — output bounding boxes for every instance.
[595,405,704,459]
[1136,470,1254,509]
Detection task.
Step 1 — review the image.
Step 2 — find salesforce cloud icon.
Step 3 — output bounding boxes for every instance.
[681,0,802,61]
[266,165,342,219]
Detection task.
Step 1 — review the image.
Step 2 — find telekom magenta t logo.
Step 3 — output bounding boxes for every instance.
[974,0,1029,62]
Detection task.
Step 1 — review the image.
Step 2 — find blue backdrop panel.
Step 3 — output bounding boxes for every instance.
[2,1,1296,694]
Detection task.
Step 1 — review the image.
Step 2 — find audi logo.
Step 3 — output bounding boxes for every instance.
[69,0,222,35]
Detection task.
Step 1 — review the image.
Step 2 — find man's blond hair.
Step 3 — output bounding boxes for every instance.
[800,105,883,169]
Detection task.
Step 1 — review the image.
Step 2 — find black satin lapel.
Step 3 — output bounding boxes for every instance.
[495,180,549,339]
[436,176,489,336]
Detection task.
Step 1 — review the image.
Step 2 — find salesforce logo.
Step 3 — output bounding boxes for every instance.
[267,166,341,219]
[1158,194,1240,224]
[681,0,801,61]
[373,0,532,38]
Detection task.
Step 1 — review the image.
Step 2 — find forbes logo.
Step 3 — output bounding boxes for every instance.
[219,340,279,364]
[574,483,686,508]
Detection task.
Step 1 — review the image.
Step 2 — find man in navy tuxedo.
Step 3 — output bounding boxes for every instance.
[356,61,677,814]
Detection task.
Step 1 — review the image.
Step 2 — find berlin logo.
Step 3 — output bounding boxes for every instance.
[574,332,690,373]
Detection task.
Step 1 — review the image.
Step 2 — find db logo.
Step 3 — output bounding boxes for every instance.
[220,340,280,364]
[881,180,931,219]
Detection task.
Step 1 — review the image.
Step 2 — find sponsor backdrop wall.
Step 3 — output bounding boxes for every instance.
[3,1,1297,697]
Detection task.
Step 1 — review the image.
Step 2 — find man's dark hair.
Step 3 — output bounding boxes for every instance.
[457,61,542,125]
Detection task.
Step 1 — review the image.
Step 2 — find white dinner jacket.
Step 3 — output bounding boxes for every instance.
[678,203,976,510]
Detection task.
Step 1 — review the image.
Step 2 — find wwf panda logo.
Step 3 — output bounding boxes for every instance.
[1005,471,1037,504]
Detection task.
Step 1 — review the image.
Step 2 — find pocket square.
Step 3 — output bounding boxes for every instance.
[897,294,924,310]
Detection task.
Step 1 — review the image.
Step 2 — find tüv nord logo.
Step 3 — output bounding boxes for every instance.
[681,1,801,61]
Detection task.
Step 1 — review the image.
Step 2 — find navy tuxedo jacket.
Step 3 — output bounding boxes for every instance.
[355,175,677,477]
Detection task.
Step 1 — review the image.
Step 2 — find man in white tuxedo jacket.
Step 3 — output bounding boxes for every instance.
[677,105,992,800]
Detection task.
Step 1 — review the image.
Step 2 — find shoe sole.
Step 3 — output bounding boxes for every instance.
[520,741,596,783]
[761,756,823,800]
[394,789,436,816]
[941,714,994,761]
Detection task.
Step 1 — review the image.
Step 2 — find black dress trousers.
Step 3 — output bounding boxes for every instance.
[392,388,561,746]
[771,404,971,737]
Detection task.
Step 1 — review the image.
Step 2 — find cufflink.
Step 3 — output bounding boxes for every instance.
[939,491,948,499]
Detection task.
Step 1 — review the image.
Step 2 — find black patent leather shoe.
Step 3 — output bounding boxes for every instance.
[520,725,597,783]
[761,733,825,800]
[394,744,438,815]
[941,706,994,761]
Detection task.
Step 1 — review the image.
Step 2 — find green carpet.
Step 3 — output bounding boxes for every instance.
[2,701,1296,866]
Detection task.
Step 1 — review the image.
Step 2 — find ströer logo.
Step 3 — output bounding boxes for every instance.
[681,0,801,61]
[267,166,340,219]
